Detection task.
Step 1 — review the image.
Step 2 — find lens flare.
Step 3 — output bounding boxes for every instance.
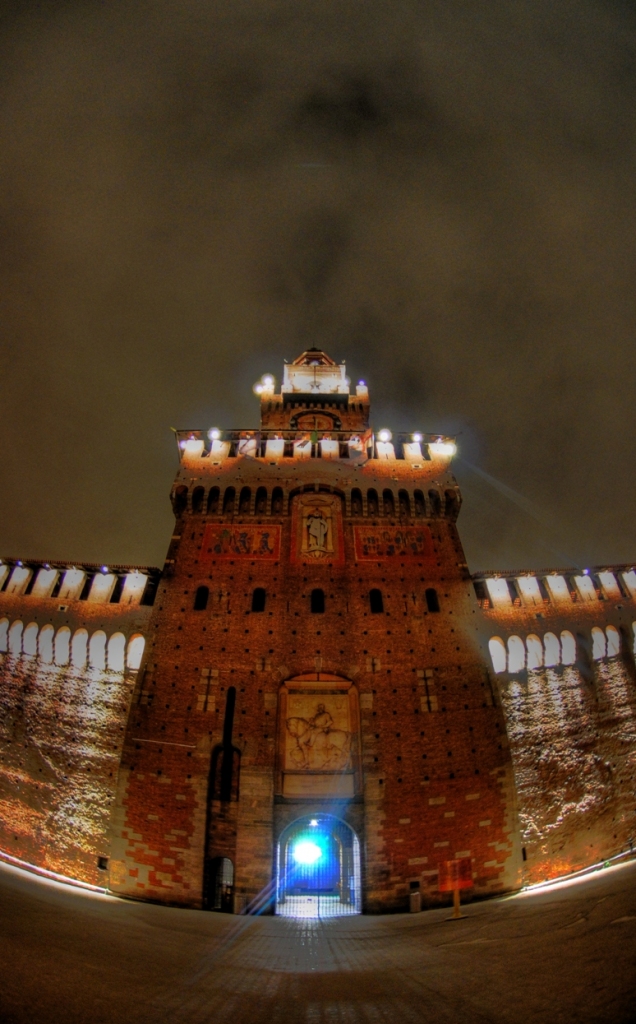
[293,840,322,865]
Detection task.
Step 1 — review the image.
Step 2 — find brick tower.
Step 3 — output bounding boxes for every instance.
[109,349,521,912]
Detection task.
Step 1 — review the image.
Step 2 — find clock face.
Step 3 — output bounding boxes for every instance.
[293,412,340,432]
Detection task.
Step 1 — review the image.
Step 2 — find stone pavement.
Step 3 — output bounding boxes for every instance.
[1,859,635,1024]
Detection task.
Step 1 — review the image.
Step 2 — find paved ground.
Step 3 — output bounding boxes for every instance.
[1,859,635,1024]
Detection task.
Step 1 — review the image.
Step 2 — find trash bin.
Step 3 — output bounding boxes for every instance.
[409,891,421,913]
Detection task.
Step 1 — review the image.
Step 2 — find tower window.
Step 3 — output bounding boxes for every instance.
[369,589,384,614]
[192,486,204,514]
[383,489,395,517]
[414,490,425,516]
[223,487,235,515]
[310,589,325,613]
[398,490,410,517]
[351,488,363,516]
[255,487,267,514]
[271,487,283,515]
[207,487,220,514]
[194,586,209,611]
[251,588,266,613]
[367,489,379,517]
[425,588,440,613]
[173,485,188,515]
[428,489,442,517]
[239,487,251,514]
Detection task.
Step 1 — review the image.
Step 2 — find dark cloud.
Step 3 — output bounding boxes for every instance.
[0,0,635,569]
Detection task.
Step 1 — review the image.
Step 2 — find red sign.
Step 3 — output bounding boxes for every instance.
[201,524,281,560]
[353,525,433,561]
[438,857,473,892]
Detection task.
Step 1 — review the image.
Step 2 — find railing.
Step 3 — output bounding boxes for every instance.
[175,429,456,464]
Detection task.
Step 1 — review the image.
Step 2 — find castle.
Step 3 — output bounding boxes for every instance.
[0,348,634,914]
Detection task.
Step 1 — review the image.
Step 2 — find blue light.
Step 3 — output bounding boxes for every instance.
[293,840,322,865]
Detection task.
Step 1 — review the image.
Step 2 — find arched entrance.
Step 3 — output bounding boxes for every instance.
[275,814,361,918]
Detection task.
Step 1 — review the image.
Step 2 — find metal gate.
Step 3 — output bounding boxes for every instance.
[275,815,361,918]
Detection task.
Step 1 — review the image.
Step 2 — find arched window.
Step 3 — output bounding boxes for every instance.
[311,588,325,613]
[55,626,71,666]
[351,488,363,517]
[398,490,410,517]
[271,487,283,515]
[591,626,606,661]
[194,585,209,611]
[544,632,560,667]
[223,487,235,515]
[369,588,384,614]
[561,630,576,665]
[255,487,267,515]
[428,489,442,517]
[0,617,8,652]
[425,588,440,613]
[127,634,145,670]
[633,622,636,657]
[526,634,543,670]
[414,490,425,516]
[488,637,507,674]
[239,487,251,514]
[108,632,126,672]
[207,487,220,514]
[251,588,266,613]
[383,489,395,517]
[23,622,39,657]
[367,489,379,517]
[89,630,107,670]
[71,628,88,668]
[192,486,204,513]
[606,625,620,657]
[507,635,525,673]
[173,485,188,514]
[445,489,460,519]
[39,624,54,663]
[8,620,23,657]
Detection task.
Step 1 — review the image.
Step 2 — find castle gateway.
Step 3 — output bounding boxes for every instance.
[1,349,635,913]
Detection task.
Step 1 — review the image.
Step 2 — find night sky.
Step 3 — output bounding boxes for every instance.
[1,1,635,573]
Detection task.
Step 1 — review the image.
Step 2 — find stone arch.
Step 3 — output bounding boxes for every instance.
[8,620,23,656]
[276,814,361,918]
[39,624,54,663]
[255,487,267,515]
[526,634,543,670]
[606,625,620,657]
[544,632,560,667]
[507,635,525,673]
[0,617,8,652]
[488,637,507,674]
[89,630,107,670]
[367,489,379,517]
[560,630,576,665]
[351,488,363,517]
[108,632,126,672]
[413,490,426,516]
[127,634,145,670]
[71,628,88,668]
[444,489,460,520]
[398,489,411,517]
[591,626,606,661]
[55,626,71,666]
[271,487,284,515]
[23,621,39,657]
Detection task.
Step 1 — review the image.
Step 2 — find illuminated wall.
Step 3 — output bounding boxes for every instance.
[476,569,636,882]
[0,562,156,885]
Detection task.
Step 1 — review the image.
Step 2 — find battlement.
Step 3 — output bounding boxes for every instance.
[472,564,636,610]
[0,558,161,606]
[175,428,456,467]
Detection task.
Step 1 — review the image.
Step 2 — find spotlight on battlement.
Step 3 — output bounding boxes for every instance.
[412,433,422,443]
[254,374,275,396]
[208,428,221,441]
[378,429,392,443]
[429,439,457,457]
